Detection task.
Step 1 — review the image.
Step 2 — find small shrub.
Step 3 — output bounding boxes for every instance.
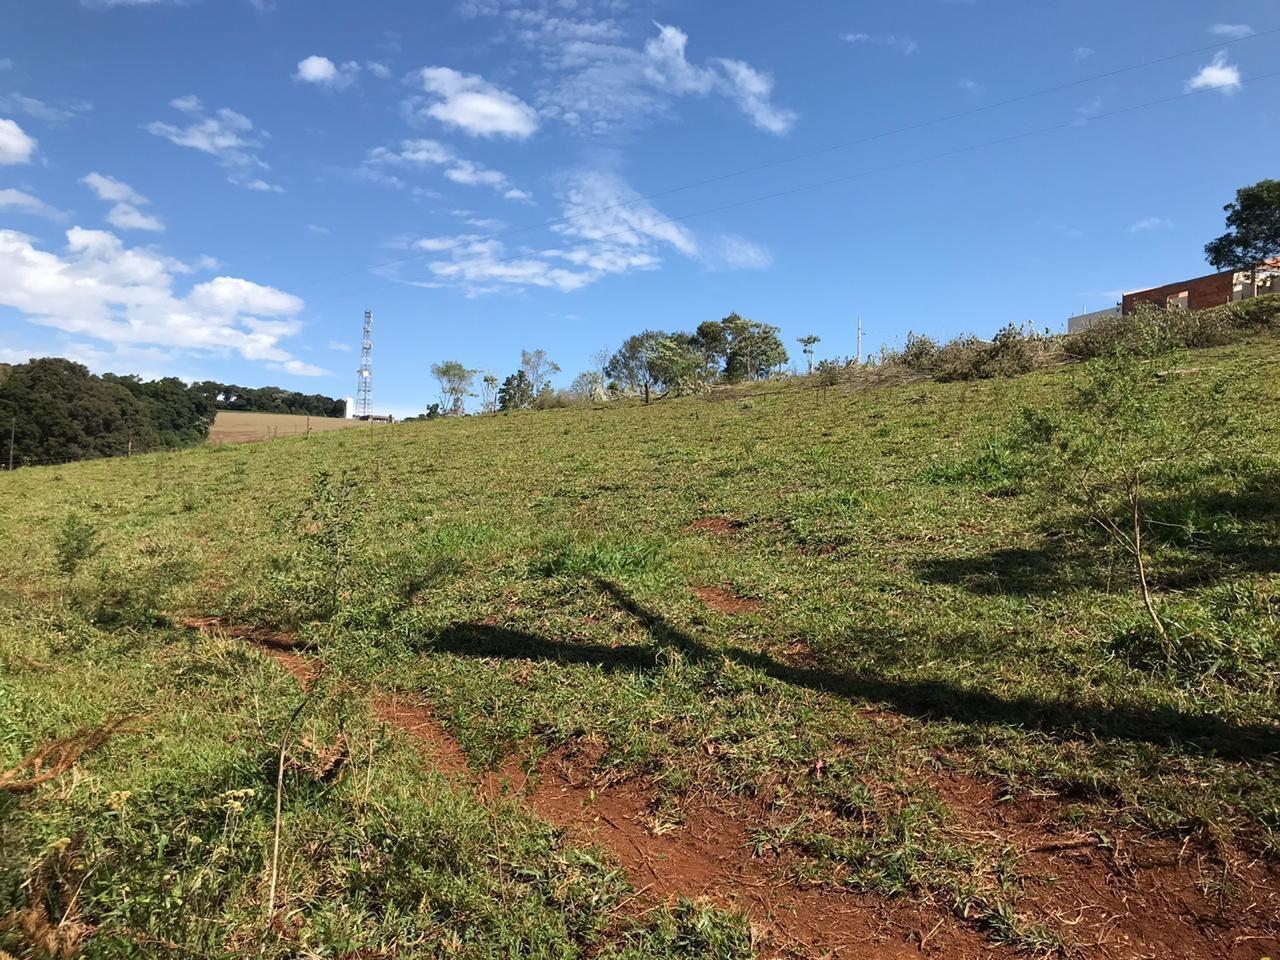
[532,389,574,410]
[930,335,984,381]
[54,514,101,581]
[920,436,1023,493]
[536,535,664,580]
[1110,585,1279,686]
[813,358,848,390]
[1069,296,1280,360]
[894,332,941,371]
[1067,306,1176,360]
[88,538,196,627]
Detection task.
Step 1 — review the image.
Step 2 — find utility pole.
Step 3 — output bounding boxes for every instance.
[7,416,14,471]
[856,317,863,365]
[127,430,133,458]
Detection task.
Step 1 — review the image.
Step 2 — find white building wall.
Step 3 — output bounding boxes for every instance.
[1067,306,1121,334]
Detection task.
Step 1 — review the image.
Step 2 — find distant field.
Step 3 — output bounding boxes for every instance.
[209,410,374,444]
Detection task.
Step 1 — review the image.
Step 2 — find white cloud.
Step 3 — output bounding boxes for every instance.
[533,22,795,136]
[82,171,145,204]
[642,23,718,94]
[554,170,697,256]
[0,188,64,220]
[307,224,331,235]
[1186,52,1241,94]
[0,227,322,374]
[406,67,539,139]
[1129,216,1173,234]
[366,60,392,79]
[146,96,282,191]
[406,170,699,296]
[1210,24,1253,40]
[294,55,361,90]
[0,59,12,70]
[957,78,986,96]
[842,32,919,55]
[187,275,302,316]
[421,237,599,294]
[503,5,625,46]
[1072,46,1095,62]
[716,234,772,270]
[362,138,531,201]
[0,117,36,164]
[0,340,194,382]
[82,172,165,232]
[106,204,165,232]
[281,358,327,375]
[413,234,479,252]
[0,93,92,125]
[327,339,351,351]
[715,58,796,135]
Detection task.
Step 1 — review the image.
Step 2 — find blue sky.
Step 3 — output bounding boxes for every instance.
[1,0,1276,416]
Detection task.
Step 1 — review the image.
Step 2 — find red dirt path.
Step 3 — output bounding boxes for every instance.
[191,619,1280,960]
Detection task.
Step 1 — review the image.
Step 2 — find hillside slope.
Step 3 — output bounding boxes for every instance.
[2,337,1278,958]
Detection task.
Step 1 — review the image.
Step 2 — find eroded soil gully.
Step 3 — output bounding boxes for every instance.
[196,621,1280,960]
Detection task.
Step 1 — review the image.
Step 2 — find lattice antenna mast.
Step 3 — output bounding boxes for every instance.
[355,310,373,419]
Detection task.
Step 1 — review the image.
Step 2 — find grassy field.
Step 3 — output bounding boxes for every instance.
[2,336,1278,958]
[208,410,373,444]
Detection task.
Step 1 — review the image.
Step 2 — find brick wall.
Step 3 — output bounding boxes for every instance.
[1122,270,1235,314]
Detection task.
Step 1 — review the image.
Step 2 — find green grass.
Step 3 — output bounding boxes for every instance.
[2,335,1278,955]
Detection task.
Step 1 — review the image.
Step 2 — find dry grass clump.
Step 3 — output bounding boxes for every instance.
[0,716,136,793]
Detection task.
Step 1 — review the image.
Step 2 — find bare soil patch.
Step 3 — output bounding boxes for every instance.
[180,616,315,652]
[694,585,762,615]
[372,696,470,777]
[508,751,1003,960]
[207,411,372,445]
[927,770,1280,960]
[187,617,1280,959]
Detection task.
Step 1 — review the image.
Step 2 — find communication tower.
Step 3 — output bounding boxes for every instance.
[355,310,373,419]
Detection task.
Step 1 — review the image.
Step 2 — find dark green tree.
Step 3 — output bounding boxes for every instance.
[497,370,534,411]
[692,320,731,375]
[0,359,152,466]
[1205,179,1280,286]
[606,330,671,404]
[724,316,788,382]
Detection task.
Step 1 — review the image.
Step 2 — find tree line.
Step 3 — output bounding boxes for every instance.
[0,358,344,468]
[189,381,346,418]
[428,312,792,415]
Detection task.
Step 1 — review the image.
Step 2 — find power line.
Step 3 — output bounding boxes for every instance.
[312,67,1280,308]
[303,26,1278,293]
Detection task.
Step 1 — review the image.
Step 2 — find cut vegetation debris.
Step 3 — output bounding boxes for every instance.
[2,330,1280,958]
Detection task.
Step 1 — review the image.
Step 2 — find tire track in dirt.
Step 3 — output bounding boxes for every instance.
[376,695,1004,960]
[189,621,1002,959]
[189,619,1280,960]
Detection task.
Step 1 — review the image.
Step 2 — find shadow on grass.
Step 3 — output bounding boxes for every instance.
[917,474,1280,595]
[428,580,1280,763]
[915,544,1103,596]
